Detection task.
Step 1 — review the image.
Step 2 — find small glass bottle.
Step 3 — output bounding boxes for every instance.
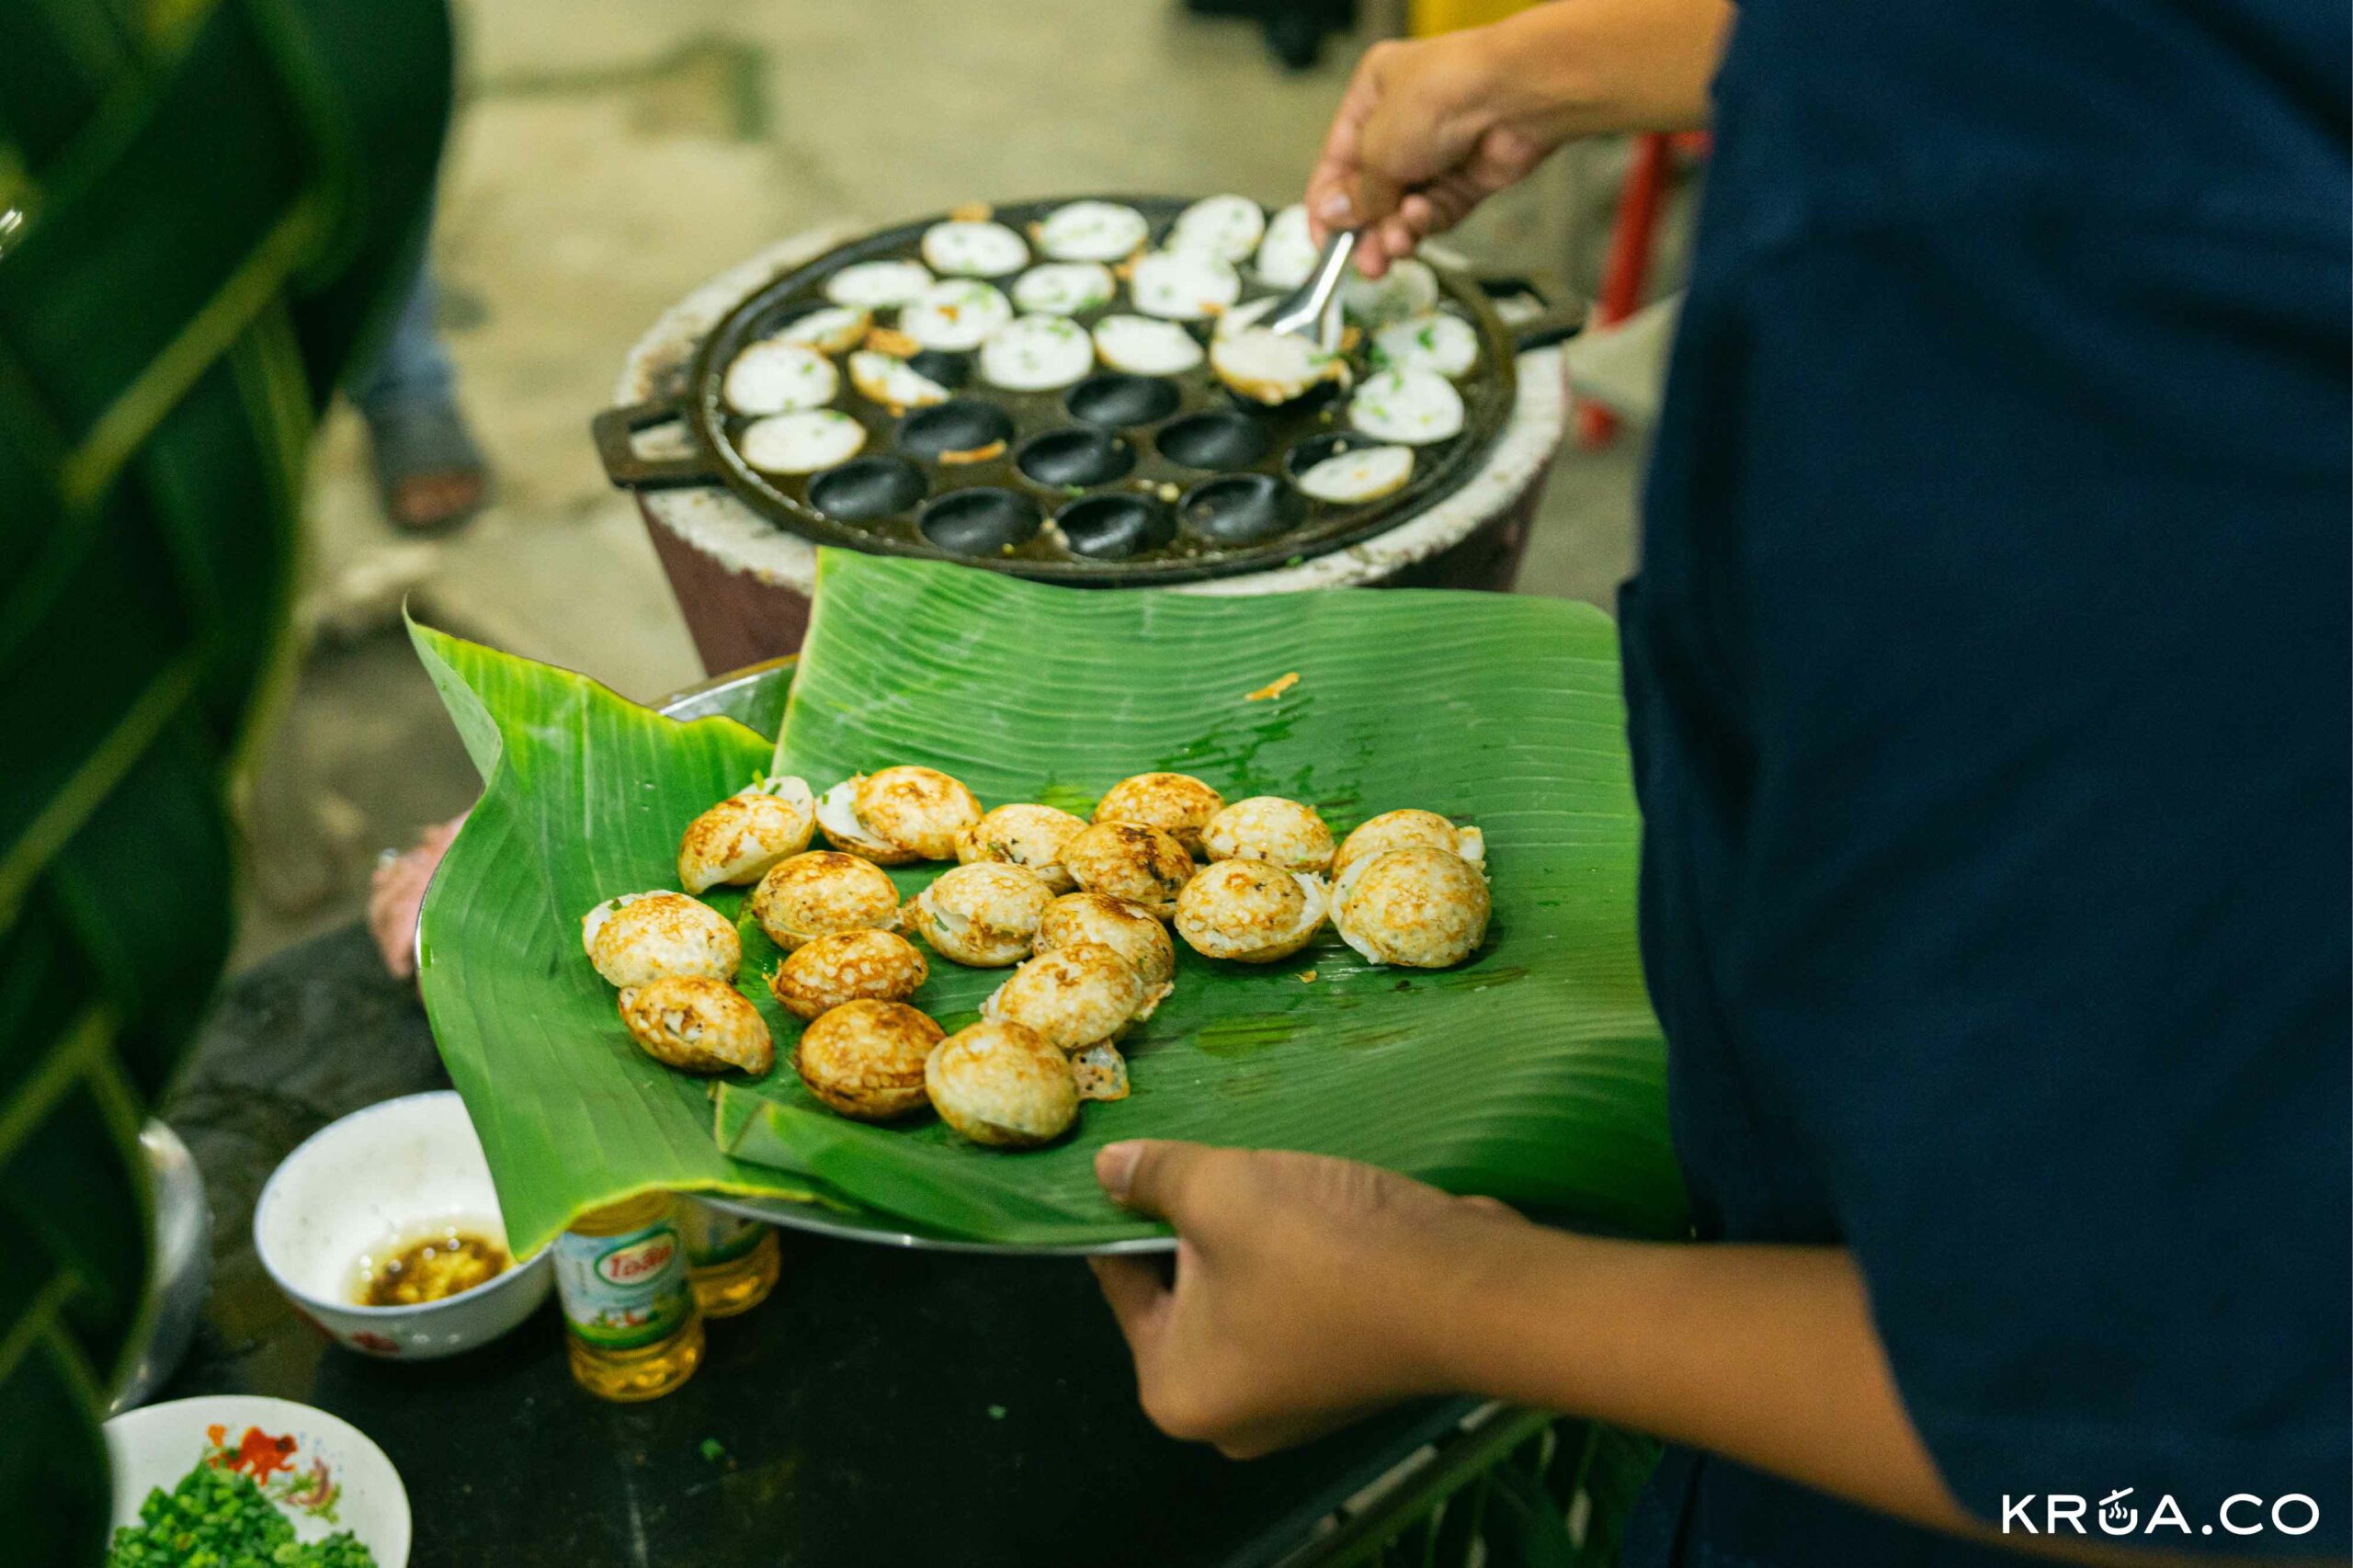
[678,1199,780,1319]
[553,1192,703,1402]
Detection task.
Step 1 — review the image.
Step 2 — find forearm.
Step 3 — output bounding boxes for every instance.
[1415,1228,2252,1565]
[1425,1232,1965,1528]
[1489,0,1733,140]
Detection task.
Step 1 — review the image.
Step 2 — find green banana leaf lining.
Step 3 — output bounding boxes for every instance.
[416,551,1685,1255]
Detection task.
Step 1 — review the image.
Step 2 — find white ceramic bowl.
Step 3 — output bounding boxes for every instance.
[254,1090,551,1358]
[106,1394,411,1566]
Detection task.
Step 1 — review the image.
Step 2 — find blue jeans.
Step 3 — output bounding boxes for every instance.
[352,263,457,420]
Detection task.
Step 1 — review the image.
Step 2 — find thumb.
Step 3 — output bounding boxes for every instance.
[1350,166,1407,233]
[1096,1139,1209,1222]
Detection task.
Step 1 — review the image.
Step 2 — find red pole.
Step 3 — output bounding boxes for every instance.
[1577,132,1673,449]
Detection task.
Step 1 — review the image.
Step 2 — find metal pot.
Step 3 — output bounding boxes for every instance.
[108,1120,211,1414]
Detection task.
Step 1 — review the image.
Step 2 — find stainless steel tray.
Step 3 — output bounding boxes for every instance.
[699,1191,1174,1256]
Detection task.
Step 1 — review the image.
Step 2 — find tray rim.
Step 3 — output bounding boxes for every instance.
[699,1190,1177,1256]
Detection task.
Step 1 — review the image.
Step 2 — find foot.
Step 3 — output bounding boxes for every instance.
[365,402,489,536]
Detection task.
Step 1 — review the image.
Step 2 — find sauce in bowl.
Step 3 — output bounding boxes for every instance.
[351,1228,510,1307]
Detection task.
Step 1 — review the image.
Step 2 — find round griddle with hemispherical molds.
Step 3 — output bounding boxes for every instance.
[595,195,1582,586]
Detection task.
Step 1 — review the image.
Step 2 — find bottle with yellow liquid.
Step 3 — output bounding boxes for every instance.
[553,1192,703,1401]
[678,1199,780,1319]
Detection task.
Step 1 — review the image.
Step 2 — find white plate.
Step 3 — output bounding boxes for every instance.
[105,1395,411,1567]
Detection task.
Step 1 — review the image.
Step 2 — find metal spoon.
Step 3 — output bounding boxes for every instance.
[1262,228,1357,354]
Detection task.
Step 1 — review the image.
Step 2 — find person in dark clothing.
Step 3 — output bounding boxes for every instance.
[1086,3,2351,1562]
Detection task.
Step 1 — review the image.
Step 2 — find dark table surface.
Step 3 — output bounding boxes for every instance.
[156,922,1474,1568]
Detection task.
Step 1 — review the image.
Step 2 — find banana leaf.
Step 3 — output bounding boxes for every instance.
[415,551,1685,1254]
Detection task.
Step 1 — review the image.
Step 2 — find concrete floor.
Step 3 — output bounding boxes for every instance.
[235,0,1688,969]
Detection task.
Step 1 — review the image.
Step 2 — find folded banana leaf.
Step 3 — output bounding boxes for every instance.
[415,551,1684,1254]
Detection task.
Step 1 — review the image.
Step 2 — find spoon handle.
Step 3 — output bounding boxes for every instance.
[1300,229,1358,312]
[1268,229,1358,347]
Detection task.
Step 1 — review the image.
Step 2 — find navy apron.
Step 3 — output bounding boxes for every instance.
[1615,3,2350,1562]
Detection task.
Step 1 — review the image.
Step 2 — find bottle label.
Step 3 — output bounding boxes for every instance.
[554,1221,693,1349]
[678,1202,766,1269]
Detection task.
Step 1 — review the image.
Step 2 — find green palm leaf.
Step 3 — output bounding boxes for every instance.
[3,0,449,1555]
[416,552,1684,1253]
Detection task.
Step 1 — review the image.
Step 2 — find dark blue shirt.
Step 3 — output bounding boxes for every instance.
[1618,2,2350,1562]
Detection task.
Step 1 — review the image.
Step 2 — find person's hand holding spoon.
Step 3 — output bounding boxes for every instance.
[1302,0,1733,278]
